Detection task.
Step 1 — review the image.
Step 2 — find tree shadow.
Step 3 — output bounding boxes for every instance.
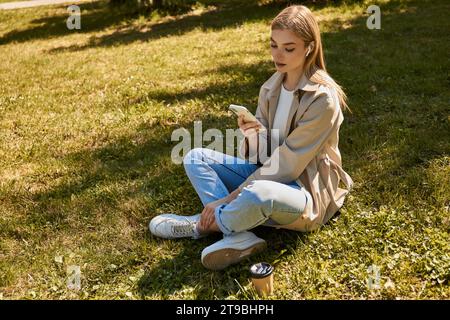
[136,227,308,299]
[132,61,274,108]
[325,0,450,210]
[0,0,283,47]
[0,1,136,46]
[1,99,310,298]
[2,0,448,298]
[134,0,450,297]
[45,1,286,53]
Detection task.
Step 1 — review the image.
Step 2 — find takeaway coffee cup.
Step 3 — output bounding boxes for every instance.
[249,262,274,297]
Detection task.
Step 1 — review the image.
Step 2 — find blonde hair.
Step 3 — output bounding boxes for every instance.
[271,5,350,112]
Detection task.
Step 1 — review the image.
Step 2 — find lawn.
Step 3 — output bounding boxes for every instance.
[0,0,29,3]
[0,0,448,299]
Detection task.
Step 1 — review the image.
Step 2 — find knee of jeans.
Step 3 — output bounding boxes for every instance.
[246,180,276,201]
[241,180,274,217]
[183,147,204,166]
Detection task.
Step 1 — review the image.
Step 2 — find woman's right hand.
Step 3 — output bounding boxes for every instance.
[238,115,264,138]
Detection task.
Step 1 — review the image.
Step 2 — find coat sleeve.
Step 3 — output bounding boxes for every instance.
[239,87,270,163]
[238,92,338,191]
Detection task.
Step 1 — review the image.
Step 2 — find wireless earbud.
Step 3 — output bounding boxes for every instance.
[306,46,312,57]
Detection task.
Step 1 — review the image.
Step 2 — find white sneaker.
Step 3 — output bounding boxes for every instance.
[149,214,204,239]
[201,231,267,270]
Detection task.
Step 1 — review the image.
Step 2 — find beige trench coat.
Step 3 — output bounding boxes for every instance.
[238,71,353,232]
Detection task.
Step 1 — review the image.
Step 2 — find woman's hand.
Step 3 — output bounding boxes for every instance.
[238,115,264,138]
[198,189,241,231]
[199,198,228,231]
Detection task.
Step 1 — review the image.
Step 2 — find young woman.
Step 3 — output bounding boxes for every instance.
[149,5,353,270]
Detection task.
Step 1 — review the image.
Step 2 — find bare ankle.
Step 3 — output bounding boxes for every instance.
[196,223,209,235]
[196,222,219,235]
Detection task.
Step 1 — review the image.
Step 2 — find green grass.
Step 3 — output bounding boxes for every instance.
[0,0,449,299]
[0,0,29,3]
[0,0,93,3]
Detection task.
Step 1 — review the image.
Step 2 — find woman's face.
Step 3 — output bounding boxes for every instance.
[270,29,308,73]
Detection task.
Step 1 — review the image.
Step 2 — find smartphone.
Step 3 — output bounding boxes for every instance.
[229,104,259,122]
[229,104,266,132]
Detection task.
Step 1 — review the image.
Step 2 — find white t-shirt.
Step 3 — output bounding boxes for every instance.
[272,83,295,144]
[246,82,295,163]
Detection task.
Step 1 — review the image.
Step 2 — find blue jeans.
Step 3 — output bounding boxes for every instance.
[183,148,312,235]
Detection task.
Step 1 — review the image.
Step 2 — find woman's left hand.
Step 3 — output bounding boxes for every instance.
[199,198,228,231]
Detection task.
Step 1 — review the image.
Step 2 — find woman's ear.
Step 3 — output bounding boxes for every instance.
[306,47,312,57]
[306,42,315,57]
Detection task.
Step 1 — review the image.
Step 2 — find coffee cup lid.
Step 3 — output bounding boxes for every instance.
[249,262,274,279]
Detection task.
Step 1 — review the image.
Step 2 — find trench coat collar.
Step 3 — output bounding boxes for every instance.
[263,71,320,98]
[265,71,320,131]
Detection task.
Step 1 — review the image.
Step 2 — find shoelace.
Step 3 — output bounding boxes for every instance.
[171,220,195,237]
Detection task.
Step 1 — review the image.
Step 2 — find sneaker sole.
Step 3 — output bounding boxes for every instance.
[202,241,267,271]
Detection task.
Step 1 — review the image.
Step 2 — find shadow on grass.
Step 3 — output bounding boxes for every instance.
[0,1,134,46]
[18,62,273,217]
[3,0,362,48]
[0,0,285,47]
[133,61,274,107]
[116,0,450,297]
[47,2,284,53]
[2,0,449,298]
[137,227,309,299]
